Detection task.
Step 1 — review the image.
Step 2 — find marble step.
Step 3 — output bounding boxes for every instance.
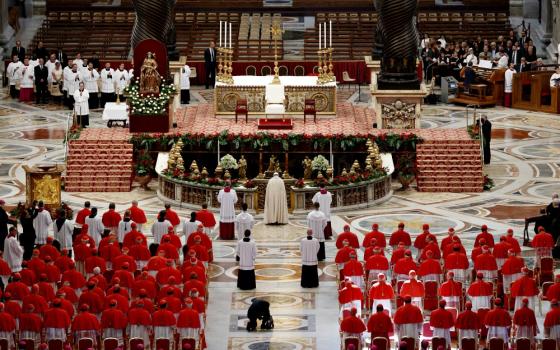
[417,185,484,193]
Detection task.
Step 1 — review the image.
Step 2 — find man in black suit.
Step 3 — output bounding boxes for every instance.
[33,41,48,61]
[11,41,25,62]
[509,42,523,67]
[518,57,529,73]
[34,58,49,104]
[204,41,217,89]
[55,47,68,67]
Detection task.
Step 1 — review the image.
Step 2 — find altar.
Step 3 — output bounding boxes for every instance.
[214,75,337,116]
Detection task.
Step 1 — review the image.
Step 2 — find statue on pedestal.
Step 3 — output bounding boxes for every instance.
[140,52,161,94]
[238,155,248,180]
[302,156,312,180]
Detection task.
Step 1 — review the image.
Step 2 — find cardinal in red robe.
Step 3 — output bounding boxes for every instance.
[161,226,182,250]
[362,223,386,248]
[75,202,92,227]
[474,246,498,280]
[546,275,560,301]
[467,272,493,311]
[393,250,417,280]
[474,225,495,247]
[196,204,217,233]
[101,300,128,345]
[102,203,122,232]
[438,272,463,308]
[182,257,207,284]
[440,228,460,252]
[79,281,105,315]
[61,262,86,290]
[505,228,521,254]
[413,224,437,252]
[510,267,539,310]
[54,249,74,273]
[0,302,16,348]
[343,252,364,288]
[335,241,356,267]
[5,273,30,301]
[417,250,442,282]
[532,226,555,263]
[123,223,148,248]
[430,299,454,346]
[72,304,101,344]
[365,248,389,282]
[544,299,560,341]
[389,223,411,247]
[176,298,202,343]
[442,236,466,258]
[513,298,538,344]
[336,225,360,249]
[43,299,71,341]
[455,301,480,342]
[39,238,60,260]
[340,307,366,338]
[339,281,363,318]
[390,242,407,266]
[399,271,425,309]
[368,273,394,313]
[128,200,147,229]
[484,298,512,343]
[164,204,181,229]
[128,300,152,345]
[393,296,423,341]
[152,300,177,343]
[85,248,106,274]
[367,304,394,340]
[502,249,525,293]
[493,236,512,269]
[19,304,42,345]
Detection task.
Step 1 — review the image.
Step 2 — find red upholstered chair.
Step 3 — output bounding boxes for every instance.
[432,337,446,350]
[460,338,477,350]
[422,321,433,337]
[539,257,554,285]
[20,339,34,350]
[401,337,416,350]
[235,99,248,123]
[155,338,170,350]
[343,336,360,350]
[542,338,557,350]
[181,338,196,350]
[129,338,144,350]
[78,338,94,350]
[303,99,316,123]
[47,339,64,350]
[477,308,490,338]
[424,281,439,311]
[488,337,505,350]
[515,337,531,350]
[372,337,388,350]
[0,339,8,350]
[103,338,119,350]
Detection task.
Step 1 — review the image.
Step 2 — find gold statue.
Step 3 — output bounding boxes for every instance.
[238,155,248,180]
[140,51,161,94]
[267,155,279,172]
[302,156,312,180]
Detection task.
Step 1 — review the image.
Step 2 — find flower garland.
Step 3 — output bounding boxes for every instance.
[130,130,421,153]
[125,78,177,115]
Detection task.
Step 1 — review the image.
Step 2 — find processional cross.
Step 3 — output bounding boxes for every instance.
[271,22,284,85]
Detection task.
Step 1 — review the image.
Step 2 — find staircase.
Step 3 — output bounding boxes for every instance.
[416,138,484,192]
[65,139,133,192]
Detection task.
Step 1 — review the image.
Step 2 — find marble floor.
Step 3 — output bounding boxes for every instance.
[1,86,559,349]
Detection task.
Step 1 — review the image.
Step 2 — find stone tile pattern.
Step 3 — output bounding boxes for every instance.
[416,131,484,192]
[65,139,133,192]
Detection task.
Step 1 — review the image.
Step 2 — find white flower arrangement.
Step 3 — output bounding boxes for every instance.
[125,79,177,115]
[220,154,238,170]
[311,155,329,171]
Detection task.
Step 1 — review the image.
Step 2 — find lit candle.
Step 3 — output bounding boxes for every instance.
[219,21,222,47]
[224,22,227,49]
[319,22,321,49]
[329,21,332,48]
[324,23,327,49]
[229,22,232,49]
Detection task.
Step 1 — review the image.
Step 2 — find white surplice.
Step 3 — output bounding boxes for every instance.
[7,61,23,86]
[83,68,100,93]
[84,216,105,246]
[4,236,23,272]
[182,220,202,240]
[236,239,257,270]
[33,210,53,244]
[311,191,332,220]
[300,237,320,265]
[73,88,89,115]
[53,219,74,249]
[306,210,327,242]
[151,220,172,244]
[235,211,255,240]
[263,175,289,224]
[217,189,238,223]
[113,69,130,93]
[117,219,135,243]
[100,68,115,93]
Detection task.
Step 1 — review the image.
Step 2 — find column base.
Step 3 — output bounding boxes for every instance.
[371,86,427,129]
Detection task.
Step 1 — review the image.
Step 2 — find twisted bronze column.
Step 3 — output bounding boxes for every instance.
[131,0,175,50]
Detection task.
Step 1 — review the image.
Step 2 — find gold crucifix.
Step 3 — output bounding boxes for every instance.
[271,22,284,85]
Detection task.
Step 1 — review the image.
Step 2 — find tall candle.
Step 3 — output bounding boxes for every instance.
[224,22,227,49]
[219,21,222,47]
[229,22,232,49]
[329,21,332,48]
[324,23,327,49]
[319,22,321,49]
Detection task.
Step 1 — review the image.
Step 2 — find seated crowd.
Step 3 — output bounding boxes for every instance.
[336,222,559,350]
[0,199,219,350]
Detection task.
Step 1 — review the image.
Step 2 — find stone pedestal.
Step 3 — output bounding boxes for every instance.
[169,56,187,127]
[371,88,426,129]
[364,56,381,91]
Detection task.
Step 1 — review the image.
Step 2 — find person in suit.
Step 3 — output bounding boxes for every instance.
[33,41,48,61]
[11,41,25,62]
[204,41,217,89]
[55,47,68,67]
[509,42,523,67]
[34,58,49,104]
[518,57,529,73]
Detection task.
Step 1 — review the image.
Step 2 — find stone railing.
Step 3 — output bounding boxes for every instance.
[157,174,392,213]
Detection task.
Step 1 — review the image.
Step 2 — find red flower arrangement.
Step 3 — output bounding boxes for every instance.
[294,178,306,188]
[243,180,256,188]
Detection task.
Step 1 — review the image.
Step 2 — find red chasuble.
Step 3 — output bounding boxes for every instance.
[414,232,436,250]
[493,241,512,259]
[501,256,525,274]
[439,280,463,297]
[19,312,42,332]
[0,311,15,331]
[363,230,386,248]
[102,209,122,228]
[343,260,364,277]
[101,308,128,329]
[513,306,537,327]
[43,307,71,328]
[367,311,394,337]
[177,308,201,328]
[544,306,560,327]
[474,252,498,271]
[339,284,363,304]
[340,314,366,333]
[389,229,411,246]
[128,307,152,326]
[393,303,423,325]
[368,281,395,300]
[165,209,181,227]
[365,255,389,271]
[336,232,360,249]
[123,230,147,248]
[418,258,442,277]
[72,311,101,331]
[532,232,555,248]
[474,231,495,247]
[394,257,417,275]
[467,280,493,296]
[335,247,356,264]
[152,309,176,326]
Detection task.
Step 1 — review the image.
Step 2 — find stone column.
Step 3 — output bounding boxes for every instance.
[0,0,14,58]
[510,0,524,17]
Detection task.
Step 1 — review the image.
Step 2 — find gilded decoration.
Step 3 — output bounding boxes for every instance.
[381,100,417,129]
[215,85,335,115]
[32,175,59,204]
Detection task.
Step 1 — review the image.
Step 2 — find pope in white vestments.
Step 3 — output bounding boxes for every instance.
[217,183,238,239]
[33,203,53,245]
[235,203,255,240]
[4,230,23,272]
[306,202,327,261]
[263,173,289,224]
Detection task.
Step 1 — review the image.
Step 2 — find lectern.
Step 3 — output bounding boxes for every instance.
[23,164,63,208]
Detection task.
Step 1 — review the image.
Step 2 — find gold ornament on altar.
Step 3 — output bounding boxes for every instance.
[267,155,280,173]
[349,167,356,176]
[326,165,333,179]
[201,167,209,179]
[140,51,161,94]
[191,168,200,179]
[368,142,383,170]
[32,174,59,204]
[341,168,348,177]
[238,155,247,180]
[224,170,231,180]
[317,171,324,180]
[215,165,223,179]
[190,160,199,172]
[352,160,361,172]
[302,156,313,180]
[175,156,185,172]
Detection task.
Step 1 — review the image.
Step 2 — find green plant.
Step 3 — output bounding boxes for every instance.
[125,78,177,115]
[394,152,416,189]
[135,149,154,176]
[483,175,494,191]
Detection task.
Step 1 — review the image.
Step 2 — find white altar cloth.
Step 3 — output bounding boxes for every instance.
[216,75,337,87]
[102,103,129,121]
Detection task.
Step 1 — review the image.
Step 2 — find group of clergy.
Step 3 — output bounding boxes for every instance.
[335,222,558,349]
[0,199,218,350]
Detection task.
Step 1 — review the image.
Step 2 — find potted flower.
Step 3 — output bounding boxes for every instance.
[394,152,416,190]
[483,175,494,191]
[219,154,238,176]
[135,149,154,190]
[294,178,306,188]
[311,155,329,178]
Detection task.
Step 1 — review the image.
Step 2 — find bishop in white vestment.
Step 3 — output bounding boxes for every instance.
[306,202,327,261]
[4,228,23,272]
[236,230,257,290]
[312,183,333,239]
[300,230,320,288]
[263,173,289,225]
[235,203,255,240]
[33,202,53,245]
[217,183,238,239]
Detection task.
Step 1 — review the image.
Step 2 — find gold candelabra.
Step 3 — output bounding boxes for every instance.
[317,47,335,85]
[270,22,284,85]
[217,47,234,84]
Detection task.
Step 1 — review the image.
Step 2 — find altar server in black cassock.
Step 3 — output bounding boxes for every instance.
[236,230,257,290]
[300,229,320,288]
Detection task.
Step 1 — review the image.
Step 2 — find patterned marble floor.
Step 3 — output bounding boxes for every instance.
[1,86,559,349]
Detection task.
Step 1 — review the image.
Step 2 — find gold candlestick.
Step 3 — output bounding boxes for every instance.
[328,48,334,82]
[217,47,224,82]
[271,22,284,85]
[317,49,324,85]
